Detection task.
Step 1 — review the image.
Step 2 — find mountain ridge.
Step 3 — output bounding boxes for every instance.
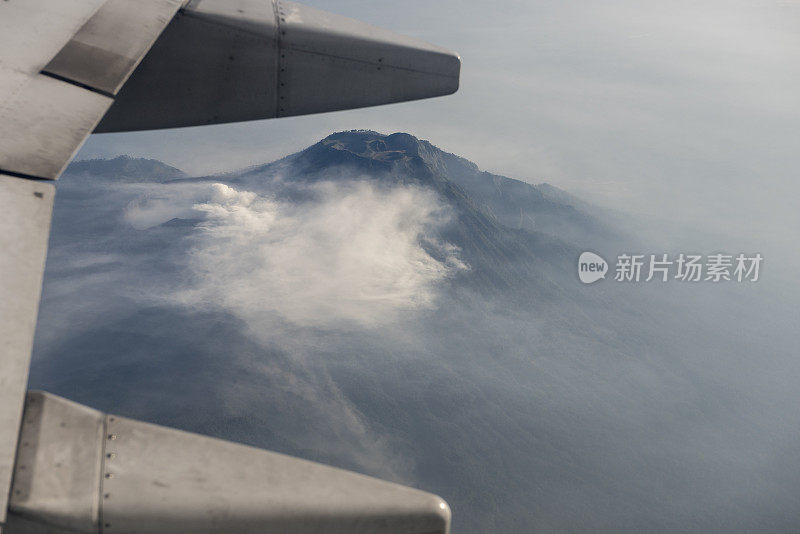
[67,155,186,182]
[69,131,613,246]
[65,131,623,298]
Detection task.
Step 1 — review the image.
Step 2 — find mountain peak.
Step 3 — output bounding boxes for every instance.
[315,131,479,176]
[279,131,612,246]
[66,155,187,182]
[320,130,420,160]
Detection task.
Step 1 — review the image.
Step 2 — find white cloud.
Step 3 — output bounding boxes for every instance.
[123,182,212,229]
[168,180,466,328]
[114,178,463,479]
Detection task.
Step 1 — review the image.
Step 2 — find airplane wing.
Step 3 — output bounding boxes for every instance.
[0,1,459,532]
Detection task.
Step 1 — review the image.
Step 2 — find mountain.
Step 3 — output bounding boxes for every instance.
[36,132,799,534]
[49,133,639,532]
[66,155,187,182]
[49,133,626,533]
[212,130,624,298]
[66,132,611,254]
[232,130,615,245]
[67,131,607,299]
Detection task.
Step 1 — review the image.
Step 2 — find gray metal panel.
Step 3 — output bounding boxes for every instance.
[8,393,104,533]
[0,0,112,180]
[273,0,459,118]
[277,0,460,76]
[279,48,459,117]
[95,1,278,132]
[0,0,105,104]
[102,414,450,533]
[0,75,111,180]
[184,0,277,36]
[43,0,184,96]
[2,514,76,534]
[96,0,460,132]
[0,178,55,523]
[4,392,450,534]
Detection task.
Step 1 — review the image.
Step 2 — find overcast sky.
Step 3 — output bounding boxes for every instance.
[77,0,800,266]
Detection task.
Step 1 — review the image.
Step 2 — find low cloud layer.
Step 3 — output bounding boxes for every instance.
[123,183,211,230]
[126,180,466,328]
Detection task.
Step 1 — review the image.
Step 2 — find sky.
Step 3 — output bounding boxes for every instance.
[77,0,800,267]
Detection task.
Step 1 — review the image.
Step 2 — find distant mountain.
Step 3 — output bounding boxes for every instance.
[70,132,611,249]
[183,130,600,300]
[206,130,627,296]
[232,130,615,245]
[64,131,625,299]
[66,155,187,182]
